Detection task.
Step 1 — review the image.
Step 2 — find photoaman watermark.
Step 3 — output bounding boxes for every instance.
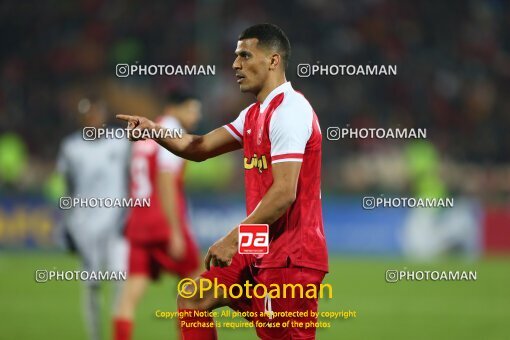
[177,277,333,300]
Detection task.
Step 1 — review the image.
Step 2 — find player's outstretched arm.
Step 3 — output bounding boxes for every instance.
[205,161,301,269]
[116,114,241,162]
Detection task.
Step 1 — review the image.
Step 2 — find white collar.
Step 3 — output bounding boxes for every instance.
[260,81,292,111]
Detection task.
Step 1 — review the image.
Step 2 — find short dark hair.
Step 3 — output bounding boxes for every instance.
[165,90,198,106]
[239,23,291,68]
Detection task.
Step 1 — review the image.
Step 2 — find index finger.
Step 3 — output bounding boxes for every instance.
[116,114,136,122]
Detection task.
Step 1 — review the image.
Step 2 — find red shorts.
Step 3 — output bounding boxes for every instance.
[128,238,199,280]
[201,253,326,340]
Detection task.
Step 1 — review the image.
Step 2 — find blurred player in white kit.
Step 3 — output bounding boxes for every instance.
[57,96,130,340]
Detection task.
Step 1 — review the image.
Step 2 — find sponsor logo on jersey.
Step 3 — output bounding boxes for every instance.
[243,154,268,173]
[238,224,269,254]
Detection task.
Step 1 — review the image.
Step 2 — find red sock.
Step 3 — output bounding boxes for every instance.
[178,309,217,340]
[114,318,132,340]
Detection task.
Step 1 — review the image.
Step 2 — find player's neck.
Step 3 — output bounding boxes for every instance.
[256,75,287,103]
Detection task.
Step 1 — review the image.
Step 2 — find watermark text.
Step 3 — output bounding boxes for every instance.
[59,197,150,209]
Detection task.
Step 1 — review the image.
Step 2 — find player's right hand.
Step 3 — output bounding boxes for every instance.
[116,114,157,141]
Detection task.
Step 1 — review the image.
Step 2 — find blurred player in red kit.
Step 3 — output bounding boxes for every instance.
[118,23,328,340]
[114,92,202,340]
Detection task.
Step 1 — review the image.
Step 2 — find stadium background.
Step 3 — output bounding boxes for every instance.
[0,0,509,339]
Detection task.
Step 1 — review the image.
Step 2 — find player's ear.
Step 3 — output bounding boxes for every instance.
[269,53,281,71]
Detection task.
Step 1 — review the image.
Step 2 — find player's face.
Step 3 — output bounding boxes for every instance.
[179,99,202,131]
[81,104,106,128]
[233,38,271,94]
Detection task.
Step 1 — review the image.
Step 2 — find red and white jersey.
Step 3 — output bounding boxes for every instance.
[125,116,188,243]
[224,82,328,272]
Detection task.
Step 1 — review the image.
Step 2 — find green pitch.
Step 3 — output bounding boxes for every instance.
[0,253,508,340]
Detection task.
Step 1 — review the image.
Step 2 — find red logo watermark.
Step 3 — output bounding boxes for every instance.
[238,224,269,254]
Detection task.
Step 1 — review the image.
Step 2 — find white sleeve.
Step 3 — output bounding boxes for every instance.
[57,141,70,175]
[157,117,184,173]
[223,105,252,144]
[269,100,313,164]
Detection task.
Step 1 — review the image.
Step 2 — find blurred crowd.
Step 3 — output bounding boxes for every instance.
[0,0,509,199]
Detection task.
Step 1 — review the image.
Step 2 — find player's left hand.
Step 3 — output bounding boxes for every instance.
[204,228,238,270]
